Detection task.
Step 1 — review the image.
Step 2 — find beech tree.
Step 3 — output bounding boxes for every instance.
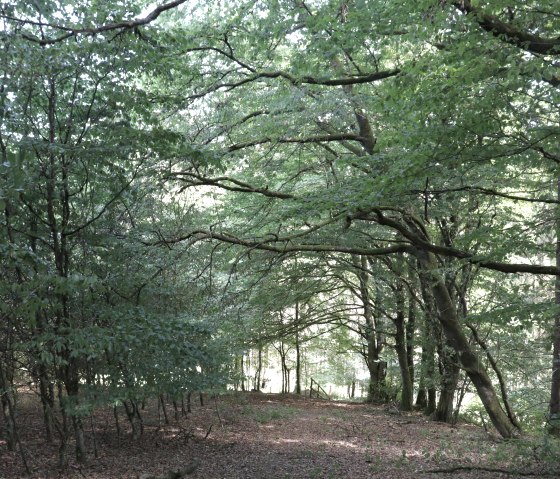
[149,0,557,438]
[1,0,559,453]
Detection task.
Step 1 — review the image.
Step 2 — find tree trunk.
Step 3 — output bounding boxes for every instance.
[72,415,87,464]
[417,249,518,438]
[394,280,413,411]
[0,360,16,452]
[355,256,386,402]
[434,342,459,423]
[406,299,415,389]
[38,367,55,443]
[254,347,263,391]
[123,399,143,440]
[467,323,521,430]
[57,382,69,470]
[295,301,301,395]
[64,363,86,463]
[394,262,414,411]
[550,175,560,435]
[367,360,387,402]
[418,262,438,415]
[159,394,169,425]
[240,355,246,392]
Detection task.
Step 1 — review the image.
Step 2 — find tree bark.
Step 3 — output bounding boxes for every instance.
[295,301,301,395]
[418,262,438,415]
[417,249,518,438]
[0,359,16,452]
[123,399,143,440]
[38,365,55,443]
[434,342,460,423]
[550,175,560,435]
[394,278,414,411]
[355,256,386,402]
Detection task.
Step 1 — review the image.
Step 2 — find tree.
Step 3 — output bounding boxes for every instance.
[1,0,559,448]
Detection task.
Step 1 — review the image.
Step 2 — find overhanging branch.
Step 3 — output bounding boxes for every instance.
[453,1,560,55]
[5,0,188,45]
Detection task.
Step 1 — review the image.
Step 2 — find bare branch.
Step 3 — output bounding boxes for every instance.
[170,171,295,199]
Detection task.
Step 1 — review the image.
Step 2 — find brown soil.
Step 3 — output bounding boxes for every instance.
[0,392,555,478]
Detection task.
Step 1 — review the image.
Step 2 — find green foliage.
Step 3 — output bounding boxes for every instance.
[1,1,560,465]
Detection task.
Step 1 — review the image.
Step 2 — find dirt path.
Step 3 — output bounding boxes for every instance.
[0,392,554,478]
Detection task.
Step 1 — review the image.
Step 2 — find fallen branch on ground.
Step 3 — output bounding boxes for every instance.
[424,465,558,476]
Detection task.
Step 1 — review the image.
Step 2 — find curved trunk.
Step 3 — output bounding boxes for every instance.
[418,249,518,438]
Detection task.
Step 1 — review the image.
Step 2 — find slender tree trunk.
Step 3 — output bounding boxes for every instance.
[255,347,263,391]
[418,263,438,415]
[240,355,246,392]
[467,323,521,430]
[394,279,413,411]
[406,260,417,385]
[113,405,121,446]
[57,382,69,470]
[356,256,386,402]
[406,299,415,389]
[38,367,56,443]
[453,375,470,425]
[295,301,301,395]
[415,320,429,409]
[159,394,169,425]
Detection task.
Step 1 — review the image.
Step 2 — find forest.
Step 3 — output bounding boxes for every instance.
[0,0,559,477]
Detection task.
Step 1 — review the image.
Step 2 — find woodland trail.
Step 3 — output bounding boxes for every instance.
[0,392,555,478]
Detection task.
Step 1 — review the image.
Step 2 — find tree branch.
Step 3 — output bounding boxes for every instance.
[418,185,560,205]
[170,171,295,199]
[227,133,364,152]
[453,1,560,55]
[144,229,411,257]
[7,0,189,45]
[187,69,399,101]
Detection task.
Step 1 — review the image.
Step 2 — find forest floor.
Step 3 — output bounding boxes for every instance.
[1,391,559,479]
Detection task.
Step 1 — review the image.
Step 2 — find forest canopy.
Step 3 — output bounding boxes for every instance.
[0,0,559,469]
